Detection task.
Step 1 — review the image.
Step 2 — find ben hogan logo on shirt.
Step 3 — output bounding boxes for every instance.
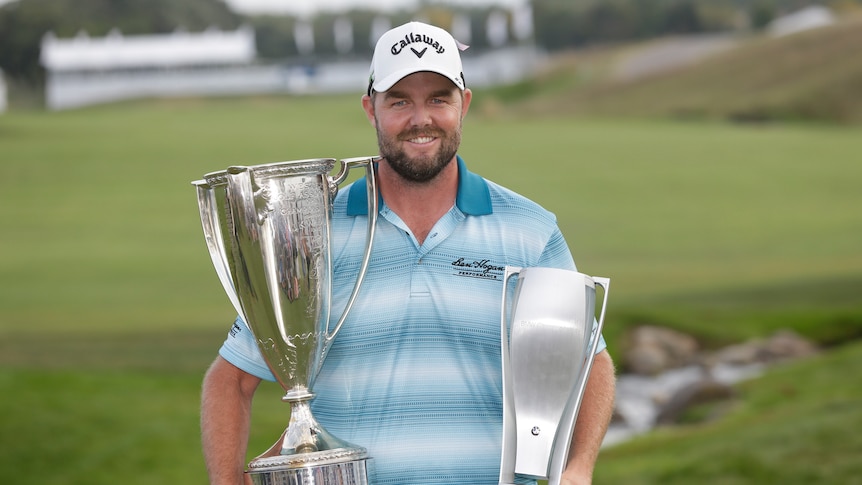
[451,257,505,280]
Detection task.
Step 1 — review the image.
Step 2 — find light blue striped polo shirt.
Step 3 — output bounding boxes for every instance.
[219,156,606,484]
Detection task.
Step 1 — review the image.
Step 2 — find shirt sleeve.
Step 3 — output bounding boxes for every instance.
[218,316,277,382]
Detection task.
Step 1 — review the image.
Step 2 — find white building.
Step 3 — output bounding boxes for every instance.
[40,26,268,110]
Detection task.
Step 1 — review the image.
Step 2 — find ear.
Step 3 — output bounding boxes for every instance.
[361,94,376,126]
[460,88,473,120]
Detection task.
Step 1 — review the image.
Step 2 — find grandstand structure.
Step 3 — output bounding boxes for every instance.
[39,12,541,110]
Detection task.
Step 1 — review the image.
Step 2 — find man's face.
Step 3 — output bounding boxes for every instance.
[363,72,471,183]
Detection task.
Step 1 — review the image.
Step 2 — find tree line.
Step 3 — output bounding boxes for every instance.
[0,0,855,84]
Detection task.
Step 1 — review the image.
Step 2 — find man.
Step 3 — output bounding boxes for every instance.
[201,21,615,485]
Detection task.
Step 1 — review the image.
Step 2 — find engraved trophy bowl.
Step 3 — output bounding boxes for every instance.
[499,267,610,485]
[193,157,379,484]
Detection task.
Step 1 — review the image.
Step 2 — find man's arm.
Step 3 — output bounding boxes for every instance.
[561,349,616,485]
[201,356,262,485]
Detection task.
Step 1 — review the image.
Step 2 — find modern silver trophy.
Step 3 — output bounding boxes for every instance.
[193,156,379,485]
[499,267,610,485]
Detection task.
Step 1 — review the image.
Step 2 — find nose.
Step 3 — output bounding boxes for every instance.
[409,104,432,128]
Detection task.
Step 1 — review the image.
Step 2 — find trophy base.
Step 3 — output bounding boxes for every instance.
[247,447,371,485]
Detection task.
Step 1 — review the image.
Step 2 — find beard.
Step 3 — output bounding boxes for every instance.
[376,122,462,183]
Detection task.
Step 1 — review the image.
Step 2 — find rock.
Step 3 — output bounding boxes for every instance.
[707,341,762,366]
[708,329,817,367]
[624,325,700,375]
[655,379,736,425]
[626,345,669,377]
[763,329,818,361]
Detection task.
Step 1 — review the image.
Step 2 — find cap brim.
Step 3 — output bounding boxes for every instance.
[371,68,463,94]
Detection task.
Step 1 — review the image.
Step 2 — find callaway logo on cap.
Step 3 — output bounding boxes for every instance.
[367,22,466,95]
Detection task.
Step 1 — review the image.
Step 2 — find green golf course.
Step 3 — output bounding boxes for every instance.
[2,92,860,484]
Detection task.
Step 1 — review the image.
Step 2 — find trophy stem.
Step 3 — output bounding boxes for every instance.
[247,400,370,484]
[282,400,322,454]
[282,386,314,403]
[251,399,366,459]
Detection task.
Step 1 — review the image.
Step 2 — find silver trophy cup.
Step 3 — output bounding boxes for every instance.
[193,157,379,484]
[499,267,610,485]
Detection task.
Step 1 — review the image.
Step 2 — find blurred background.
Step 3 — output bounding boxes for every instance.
[1,0,861,483]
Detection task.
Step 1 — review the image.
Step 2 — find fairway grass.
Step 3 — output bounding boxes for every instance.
[1,96,861,484]
[0,368,208,485]
[2,96,861,338]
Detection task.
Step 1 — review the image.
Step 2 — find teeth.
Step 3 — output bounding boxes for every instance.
[410,136,434,144]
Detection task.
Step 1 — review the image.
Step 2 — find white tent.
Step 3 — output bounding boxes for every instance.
[39,26,262,110]
[768,6,836,37]
[40,26,256,72]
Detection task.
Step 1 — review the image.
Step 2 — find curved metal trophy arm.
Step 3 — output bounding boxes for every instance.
[499,266,522,485]
[324,156,380,351]
[547,277,611,485]
[192,179,246,322]
[224,165,298,352]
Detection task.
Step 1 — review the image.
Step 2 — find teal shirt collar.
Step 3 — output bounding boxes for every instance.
[346,155,492,216]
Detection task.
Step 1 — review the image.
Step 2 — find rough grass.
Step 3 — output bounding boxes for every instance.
[495,14,862,124]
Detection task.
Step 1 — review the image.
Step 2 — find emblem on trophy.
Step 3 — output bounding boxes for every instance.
[193,156,379,484]
[499,267,610,485]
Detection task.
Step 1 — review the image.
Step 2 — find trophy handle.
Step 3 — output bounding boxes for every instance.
[192,180,246,321]
[324,156,380,348]
[499,266,522,485]
[546,276,610,485]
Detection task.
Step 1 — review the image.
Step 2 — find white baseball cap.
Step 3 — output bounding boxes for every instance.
[367,21,466,95]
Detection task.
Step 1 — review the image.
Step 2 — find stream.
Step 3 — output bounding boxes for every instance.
[602,362,765,447]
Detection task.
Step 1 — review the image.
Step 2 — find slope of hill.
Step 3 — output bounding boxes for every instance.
[506,13,862,124]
